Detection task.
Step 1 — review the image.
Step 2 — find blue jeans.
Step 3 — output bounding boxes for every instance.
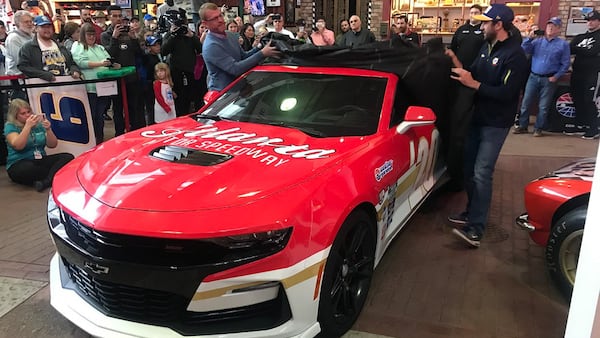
[518,73,557,130]
[463,125,510,235]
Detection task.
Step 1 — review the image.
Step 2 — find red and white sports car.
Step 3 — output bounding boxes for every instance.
[516,158,594,298]
[47,65,445,337]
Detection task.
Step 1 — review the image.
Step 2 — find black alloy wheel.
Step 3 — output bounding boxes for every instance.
[317,210,376,338]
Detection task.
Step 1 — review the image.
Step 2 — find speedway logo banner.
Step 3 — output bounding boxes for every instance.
[26,76,96,157]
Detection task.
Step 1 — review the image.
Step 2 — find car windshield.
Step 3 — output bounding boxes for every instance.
[198,71,387,137]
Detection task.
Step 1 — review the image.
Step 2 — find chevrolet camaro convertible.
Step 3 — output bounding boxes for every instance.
[516,158,594,299]
[47,63,447,337]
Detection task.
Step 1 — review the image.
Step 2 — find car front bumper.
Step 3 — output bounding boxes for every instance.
[50,253,322,338]
[515,213,535,232]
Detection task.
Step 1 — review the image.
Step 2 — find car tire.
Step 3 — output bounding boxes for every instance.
[317,210,376,338]
[545,206,586,299]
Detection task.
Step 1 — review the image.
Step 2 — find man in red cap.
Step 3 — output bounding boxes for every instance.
[570,10,600,139]
[446,4,528,248]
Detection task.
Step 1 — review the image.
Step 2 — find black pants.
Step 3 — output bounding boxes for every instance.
[88,93,111,145]
[7,153,74,187]
[171,68,194,117]
[571,71,600,134]
[144,81,156,125]
[112,80,145,135]
[9,79,28,101]
[193,66,208,111]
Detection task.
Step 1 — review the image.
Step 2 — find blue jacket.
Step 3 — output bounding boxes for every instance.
[469,35,528,128]
[203,31,263,91]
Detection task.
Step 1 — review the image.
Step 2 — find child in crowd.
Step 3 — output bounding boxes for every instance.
[153,62,176,123]
[143,35,163,125]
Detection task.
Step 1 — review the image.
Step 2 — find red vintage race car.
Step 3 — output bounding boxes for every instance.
[47,64,447,338]
[516,158,594,298]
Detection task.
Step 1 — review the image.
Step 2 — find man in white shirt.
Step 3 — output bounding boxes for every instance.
[157,0,181,19]
[267,14,294,39]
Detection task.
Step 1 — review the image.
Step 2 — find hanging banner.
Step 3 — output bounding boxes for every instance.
[26,76,96,157]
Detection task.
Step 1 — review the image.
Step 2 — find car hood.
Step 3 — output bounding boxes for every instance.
[77,118,369,211]
[543,157,595,182]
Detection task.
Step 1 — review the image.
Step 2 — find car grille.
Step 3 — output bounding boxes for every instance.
[61,211,289,267]
[64,258,292,335]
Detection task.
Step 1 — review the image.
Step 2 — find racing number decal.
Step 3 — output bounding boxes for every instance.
[410,129,439,192]
[423,129,440,191]
[39,92,90,144]
[376,130,440,240]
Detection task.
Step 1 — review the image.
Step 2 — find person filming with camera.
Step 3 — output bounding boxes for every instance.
[4,99,74,191]
[514,16,570,137]
[161,9,202,116]
[101,5,144,134]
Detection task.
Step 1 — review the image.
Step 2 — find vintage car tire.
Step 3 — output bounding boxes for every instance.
[545,206,586,299]
[317,210,376,337]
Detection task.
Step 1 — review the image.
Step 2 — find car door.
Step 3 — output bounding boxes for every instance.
[375,87,440,251]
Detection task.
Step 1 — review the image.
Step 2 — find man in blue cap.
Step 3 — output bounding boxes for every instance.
[18,15,81,82]
[570,10,600,139]
[143,13,157,31]
[515,16,570,136]
[446,4,528,248]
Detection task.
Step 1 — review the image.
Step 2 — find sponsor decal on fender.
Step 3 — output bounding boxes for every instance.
[375,160,393,181]
[140,125,337,166]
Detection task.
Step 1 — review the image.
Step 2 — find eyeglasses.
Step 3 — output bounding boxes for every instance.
[204,13,223,22]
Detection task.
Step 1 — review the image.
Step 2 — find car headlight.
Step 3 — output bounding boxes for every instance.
[207,228,292,249]
[47,191,67,237]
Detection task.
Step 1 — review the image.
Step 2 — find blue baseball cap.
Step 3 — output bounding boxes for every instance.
[472,4,514,25]
[33,15,52,26]
[145,35,161,46]
[143,13,156,21]
[547,16,562,27]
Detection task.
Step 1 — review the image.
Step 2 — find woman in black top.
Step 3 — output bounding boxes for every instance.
[240,23,255,51]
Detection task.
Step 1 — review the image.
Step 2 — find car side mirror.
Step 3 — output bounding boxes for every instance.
[396,106,436,134]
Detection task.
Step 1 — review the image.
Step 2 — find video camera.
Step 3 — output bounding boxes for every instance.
[157,10,188,36]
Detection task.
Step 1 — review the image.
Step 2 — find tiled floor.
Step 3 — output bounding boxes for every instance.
[0,129,596,338]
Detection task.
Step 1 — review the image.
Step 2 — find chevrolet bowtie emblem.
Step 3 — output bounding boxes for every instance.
[84,262,110,275]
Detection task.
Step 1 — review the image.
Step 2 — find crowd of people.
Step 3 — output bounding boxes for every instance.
[0,0,598,230]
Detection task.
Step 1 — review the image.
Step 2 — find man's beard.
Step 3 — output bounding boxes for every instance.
[22,26,34,35]
[484,29,497,42]
[83,18,92,23]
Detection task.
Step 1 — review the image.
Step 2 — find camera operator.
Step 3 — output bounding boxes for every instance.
[101,5,144,135]
[161,9,202,116]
